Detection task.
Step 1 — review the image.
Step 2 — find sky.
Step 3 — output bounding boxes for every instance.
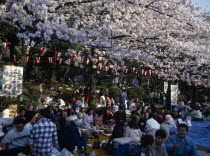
[192,0,210,10]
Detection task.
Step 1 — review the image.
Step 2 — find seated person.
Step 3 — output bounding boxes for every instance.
[156,116,170,139]
[145,114,160,139]
[67,109,78,123]
[129,135,154,156]
[165,124,197,156]
[94,109,106,129]
[38,100,47,110]
[114,105,126,123]
[151,129,168,156]
[106,120,124,151]
[58,118,88,152]
[129,100,137,112]
[82,108,94,129]
[0,104,10,118]
[165,114,177,128]
[124,115,142,142]
[190,107,202,120]
[103,108,114,128]
[0,117,30,156]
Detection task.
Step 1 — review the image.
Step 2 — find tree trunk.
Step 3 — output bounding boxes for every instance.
[166,81,171,111]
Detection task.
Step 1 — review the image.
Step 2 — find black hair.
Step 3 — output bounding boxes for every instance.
[155,129,166,138]
[141,135,154,147]
[96,109,104,116]
[128,115,140,130]
[86,108,93,115]
[18,108,27,113]
[131,110,140,116]
[119,105,123,110]
[156,116,164,124]
[13,116,25,125]
[39,108,50,119]
[25,111,37,123]
[6,104,10,109]
[178,124,188,132]
[148,113,155,119]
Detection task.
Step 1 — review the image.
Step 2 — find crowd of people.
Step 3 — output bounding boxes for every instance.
[0,86,209,156]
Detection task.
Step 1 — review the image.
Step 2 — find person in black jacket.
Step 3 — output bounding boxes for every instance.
[57,118,88,152]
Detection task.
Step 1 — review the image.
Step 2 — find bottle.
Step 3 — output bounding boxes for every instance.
[74,146,78,156]
[78,146,85,156]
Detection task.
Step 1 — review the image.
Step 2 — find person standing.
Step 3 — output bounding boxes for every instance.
[29,108,59,156]
[38,83,43,101]
[165,124,197,156]
[119,90,126,110]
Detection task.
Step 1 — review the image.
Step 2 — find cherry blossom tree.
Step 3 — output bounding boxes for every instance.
[0,0,209,104]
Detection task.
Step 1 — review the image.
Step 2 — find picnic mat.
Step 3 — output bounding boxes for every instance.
[86,134,111,156]
[188,121,210,148]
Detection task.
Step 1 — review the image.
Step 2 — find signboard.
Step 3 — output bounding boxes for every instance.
[171,84,178,106]
[164,81,168,93]
[1,66,23,96]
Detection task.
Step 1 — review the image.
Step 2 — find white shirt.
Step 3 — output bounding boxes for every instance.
[124,126,142,142]
[58,99,65,107]
[2,109,10,118]
[2,126,30,149]
[191,110,202,119]
[67,115,78,122]
[100,96,106,105]
[146,118,160,131]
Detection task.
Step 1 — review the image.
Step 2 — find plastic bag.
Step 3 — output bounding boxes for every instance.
[61,148,74,156]
[89,151,97,156]
[52,147,61,156]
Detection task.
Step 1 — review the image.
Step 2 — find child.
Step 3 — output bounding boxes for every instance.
[151,129,168,156]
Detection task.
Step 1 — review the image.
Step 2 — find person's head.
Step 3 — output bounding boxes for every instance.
[141,135,154,152]
[118,105,124,112]
[27,105,33,111]
[41,100,46,105]
[155,129,167,145]
[86,108,93,115]
[57,109,63,116]
[128,115,139,129]
[96,109,104,116]
[6,104,10,109]
[25,111,37,124]
[178,124,188,138]
[50,95,54,99]
[148,113,155,119]
[19,108,26,117]
[156,116,164,124]
[131,110,140,117]
[39,108,50,119]
[13,117,26,132]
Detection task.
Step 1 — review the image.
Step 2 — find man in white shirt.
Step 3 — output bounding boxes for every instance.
[1,104,10,118]
[0,117,30,155]
[146,114,160,139]
[57,98,65,109]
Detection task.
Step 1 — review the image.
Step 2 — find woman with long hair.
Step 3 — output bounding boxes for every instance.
[82,108,94,129]
[124,115,142,142]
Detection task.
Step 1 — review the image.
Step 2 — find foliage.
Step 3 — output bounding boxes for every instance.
[60,89,73,101]
[108,87,120,101]
[127,88,143,100]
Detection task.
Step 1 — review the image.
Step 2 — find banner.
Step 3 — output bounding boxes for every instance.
[1,66,23,96]
[171,84,178,106]
[164,81,168,93]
